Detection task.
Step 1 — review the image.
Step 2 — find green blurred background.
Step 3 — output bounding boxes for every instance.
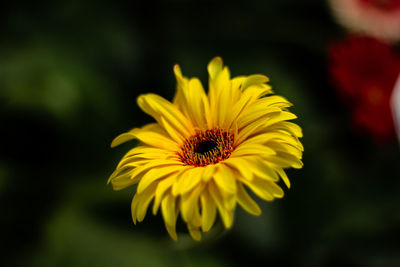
[1,0,400,266]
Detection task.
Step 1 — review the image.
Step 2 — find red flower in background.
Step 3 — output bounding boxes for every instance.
[329,36,400,141]
[358,0,400,11]
[329,0,400,42]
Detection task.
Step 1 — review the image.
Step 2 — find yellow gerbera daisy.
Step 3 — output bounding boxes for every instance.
[108,57,303,241]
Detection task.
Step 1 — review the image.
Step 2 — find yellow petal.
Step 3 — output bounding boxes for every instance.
[237,183,262,216]
[241,74,269,90]
[161,193,179,241]
[159,116,184,144]
[242,96,292,114]
[108,164,133,183]
[117,157,151,169]
[237,107,281,129]
[110,170,140,191]
[268,141,303,158]
[172,64,189,116]
[208,182,234,229]
[173,64,208,129]
[215,69,232,127]
[135,182,158,222]
[266,152,303,169]
[117,146,176,168]
[207,57,223,81]
[172,169,189,196]
[224,88,255,129]
[137,165,184,194]
[191,200,203,228]
[109,164,146,191]
[280,121,303,138]
[128,159,182,181]
[226,157,279,183]
[165,223,178,241]
[153,175,177,215]
[202,93,213,129]
[137,94,194,137]
[277,168,290,188]
[261,95,293,108]
[200,190,217,232]
[161,192,176,226]
[243,158,279,182]
[172,167,203,196]
[111,132,136,148]
[181,183,205,223]
[262,180,284,198]
[267,132,304,151]
[202,164,216,182]
[231,76,246,103]
[129,128,180,151]
[231,143,276,157]
[207,57,231,127]
[223,157,254,181]
[221,190,237,211]
[238,131,299,148]
[187,224,202,241]
[213,164,237,194]
[235,115,271,146]
[241,82,272,100]
[249,177,283,198]
[187,78,207,128]
[120,152,170,163]
[120,146,169,159]
[180,167,204,195]
[260,111,298,129]
[131,193,140,224]
[238,112,298,143]
[240,178,274,202]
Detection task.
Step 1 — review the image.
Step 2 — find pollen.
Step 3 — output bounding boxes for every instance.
[179,128,234,167]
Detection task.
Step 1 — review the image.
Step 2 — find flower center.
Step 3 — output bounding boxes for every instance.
[194,140,218,154]
[179,128,234,167]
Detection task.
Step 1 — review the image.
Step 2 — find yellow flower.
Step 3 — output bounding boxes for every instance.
[108,57,303,241]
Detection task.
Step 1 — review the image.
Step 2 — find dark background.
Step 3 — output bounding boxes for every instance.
[1,0,400,266]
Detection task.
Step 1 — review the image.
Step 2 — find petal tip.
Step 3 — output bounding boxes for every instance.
[136,94,146,106]
[254,210,262,216]
[111,132,136,148]
[110,140,119,148]
[208,56,224,69]
[261,74,270,82]
[212,56,223,63]
[173,64,182,76]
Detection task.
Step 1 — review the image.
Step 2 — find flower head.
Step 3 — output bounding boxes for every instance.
[329,0,400,42]
[329,36,400,141]
[108,57,303,241]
